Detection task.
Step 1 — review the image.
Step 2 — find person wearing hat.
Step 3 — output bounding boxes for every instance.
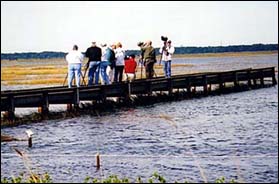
[85,41,102,85]
[159,40,175,78]
[139,40,156,79]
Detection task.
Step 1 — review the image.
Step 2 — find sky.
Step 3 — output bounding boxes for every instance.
[1,1,278,53]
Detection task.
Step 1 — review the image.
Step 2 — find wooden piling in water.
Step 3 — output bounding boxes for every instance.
[260,69,264,87]
[233,71,239,89]
[218,73,224,93]
[96,153,100,170]
[168,78,173,95]
[67,104,73,112]
[203,75,208,96]
[28,137,32,148]
[73,88,80,109]
[38,91,49,118]
[7,95,15,123]
[272,67,277,85]
[247,70,252,88]
[186,77,192,97]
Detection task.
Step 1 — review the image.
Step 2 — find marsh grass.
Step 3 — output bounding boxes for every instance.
[7,78,65,85]
[1,171,237,183]
[1,63,192,85]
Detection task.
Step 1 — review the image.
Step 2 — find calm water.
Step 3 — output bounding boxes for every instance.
[1,54,278,182]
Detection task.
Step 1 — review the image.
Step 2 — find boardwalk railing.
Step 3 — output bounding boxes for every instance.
[1,67,277,121]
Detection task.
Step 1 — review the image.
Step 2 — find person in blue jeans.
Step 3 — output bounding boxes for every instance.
[100,44,111,85]
[159,40,175,78]
[85,41,102,85]
[65,45,84,88]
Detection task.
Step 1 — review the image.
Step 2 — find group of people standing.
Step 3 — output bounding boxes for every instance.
[65,39,174,88]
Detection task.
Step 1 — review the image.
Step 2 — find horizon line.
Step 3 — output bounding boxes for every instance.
[1,43,278,54]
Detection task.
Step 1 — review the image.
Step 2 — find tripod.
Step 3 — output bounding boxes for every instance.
[138,58,143,79]
[63,65,87,87]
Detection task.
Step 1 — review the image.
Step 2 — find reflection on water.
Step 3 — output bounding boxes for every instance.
[1,54,278,182]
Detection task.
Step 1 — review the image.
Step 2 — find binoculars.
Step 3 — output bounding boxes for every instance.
[137,42,144,47]
[161,36,168,42]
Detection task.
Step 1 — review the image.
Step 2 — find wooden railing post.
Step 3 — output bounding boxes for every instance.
[7,94,15,122]
[260,69,264,87]
[147,80,152,96]
[125,81,132,101]
[234,71,239,88]
[272,67,277,85]
[203,75,208,96]
[73,88,80,109]
[247,69,252,88]
[100,86,107,103]
[38,91,49,119]
[186,77,192,97]
[218,73,224,93]
[168,78,173,96]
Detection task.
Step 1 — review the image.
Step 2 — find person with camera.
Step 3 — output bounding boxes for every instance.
[159,39,175,78]
[138,40,156,79]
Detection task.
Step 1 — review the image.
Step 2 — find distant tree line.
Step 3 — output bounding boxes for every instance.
[1,44,278,60]
[1,51,66,60]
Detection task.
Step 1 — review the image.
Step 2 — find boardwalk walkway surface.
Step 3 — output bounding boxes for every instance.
[1,67,277,122]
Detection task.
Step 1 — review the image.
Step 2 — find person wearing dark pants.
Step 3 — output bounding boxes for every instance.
[114,42,125,82]
[139,40,156,79]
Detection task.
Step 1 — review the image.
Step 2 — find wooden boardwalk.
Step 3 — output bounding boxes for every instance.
[1,67,277,122]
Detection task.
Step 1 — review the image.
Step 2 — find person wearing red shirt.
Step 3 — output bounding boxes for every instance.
[124,54,137,82]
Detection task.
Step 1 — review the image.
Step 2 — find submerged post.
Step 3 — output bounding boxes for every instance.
[26,130,33,148]
[28,137,32,148]
[96,153,100,170]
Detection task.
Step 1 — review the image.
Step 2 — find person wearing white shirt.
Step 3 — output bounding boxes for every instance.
[65,45,84,88]
[159,40,175,78]
[114,42,125,82]
[100,43,111,85]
